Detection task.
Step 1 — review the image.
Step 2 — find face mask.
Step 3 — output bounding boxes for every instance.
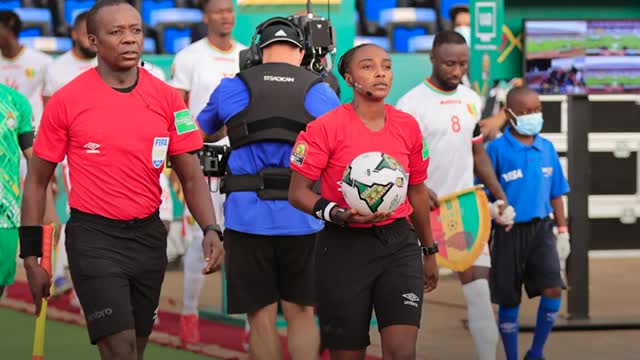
[508,110,544,136]
[454,26,471,45]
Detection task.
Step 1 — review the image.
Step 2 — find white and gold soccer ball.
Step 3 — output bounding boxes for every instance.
[341,152,408,215]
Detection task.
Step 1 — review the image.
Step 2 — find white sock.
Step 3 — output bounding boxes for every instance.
[53,227,67,280]
[182,231,205,315]
[463,279,499,360]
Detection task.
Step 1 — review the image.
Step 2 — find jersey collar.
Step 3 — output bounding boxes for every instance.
[423,78,458,96]
[504,126,543,151]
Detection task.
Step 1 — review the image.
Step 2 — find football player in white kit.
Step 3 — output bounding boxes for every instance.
[0,10,53,191]
[0,10,52,129]
[397,31,515,360]
[169,0,246,345]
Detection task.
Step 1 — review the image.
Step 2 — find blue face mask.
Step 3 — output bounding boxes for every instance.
[508,111,544,136]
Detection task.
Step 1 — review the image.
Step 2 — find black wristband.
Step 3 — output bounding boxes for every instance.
[19,226,43,258]
[313,197,338,222]
[202,224,223,240]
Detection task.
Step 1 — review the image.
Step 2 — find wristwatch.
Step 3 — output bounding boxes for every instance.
[421,241,439,256]
[329,206,347,226]
[202,224,223,239]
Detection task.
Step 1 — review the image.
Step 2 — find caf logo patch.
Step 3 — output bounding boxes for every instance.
[291,141,308,166]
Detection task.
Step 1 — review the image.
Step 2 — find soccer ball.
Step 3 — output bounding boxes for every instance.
[341,152,408,215]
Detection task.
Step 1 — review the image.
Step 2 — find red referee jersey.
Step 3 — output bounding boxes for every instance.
[34,67,203,220]
[290,104,429,227]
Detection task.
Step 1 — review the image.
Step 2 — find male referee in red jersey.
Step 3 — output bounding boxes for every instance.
[19,1,223,359]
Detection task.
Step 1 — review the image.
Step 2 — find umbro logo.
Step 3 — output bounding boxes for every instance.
[84,142,101,154]
[274,29,287,37]
[402,293,420,307]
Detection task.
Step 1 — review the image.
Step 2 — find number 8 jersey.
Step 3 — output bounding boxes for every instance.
[397,78,483,196]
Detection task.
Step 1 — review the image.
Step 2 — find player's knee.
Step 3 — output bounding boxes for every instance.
[281,300,314,322]
[247,302,278,331]
[383,343,416,360]
[542,287,562,299]
[97,331,137,360]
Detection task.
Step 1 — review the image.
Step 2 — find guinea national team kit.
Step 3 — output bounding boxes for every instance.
[43,51,97,98]
[397,78,490,267]
[0,46,52,128]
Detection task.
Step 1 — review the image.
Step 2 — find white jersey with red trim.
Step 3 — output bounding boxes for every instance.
[170,38,246,120]
[1,46,53,129]
[43,51,97,97]
[397,79,483,197]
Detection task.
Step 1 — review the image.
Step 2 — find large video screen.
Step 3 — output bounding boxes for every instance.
[524,19,640,94]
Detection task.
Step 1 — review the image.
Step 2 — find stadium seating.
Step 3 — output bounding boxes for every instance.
[380,7,437,52]
[440,0,469,21]
[19,36,72,53]
[354,35,390,51]
[144,36,157,54]
[363,0,397,24]
[63,0,95,25]
[0,0,21,10]
[15,7,52,36]
[149,7,202,54]
[408,34,435,52]
[141,0,175,26]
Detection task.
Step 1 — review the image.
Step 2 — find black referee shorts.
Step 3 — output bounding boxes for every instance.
[490,218,565,307]
[223,228,317,314]
[317,219,424,351]
[65,209,168,344]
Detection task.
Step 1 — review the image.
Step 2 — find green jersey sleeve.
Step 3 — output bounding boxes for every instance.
[12,87,34,135]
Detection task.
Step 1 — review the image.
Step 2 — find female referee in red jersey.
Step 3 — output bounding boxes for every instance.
[19,1,223,359]
[289,44,439,359]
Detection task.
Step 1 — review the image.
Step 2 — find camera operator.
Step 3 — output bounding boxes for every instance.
[197,17,339,359]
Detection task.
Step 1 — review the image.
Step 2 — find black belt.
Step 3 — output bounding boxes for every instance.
[220,167,291,200]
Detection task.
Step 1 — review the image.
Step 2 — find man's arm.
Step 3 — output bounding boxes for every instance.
[408,183,435,248]
[551,197,567,228]
[407,183,439,293]
[202,127,227,143]
[177,89,189,104]
[170,152,216,227]
[21,147,60,230]
[21,156,58,264]
[479,111,507,140]
[472,141,507,202]
[170,152,223,273]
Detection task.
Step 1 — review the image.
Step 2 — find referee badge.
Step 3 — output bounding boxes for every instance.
[174,109,198,135]
[291,141,308,166]
[152,137,169,168]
